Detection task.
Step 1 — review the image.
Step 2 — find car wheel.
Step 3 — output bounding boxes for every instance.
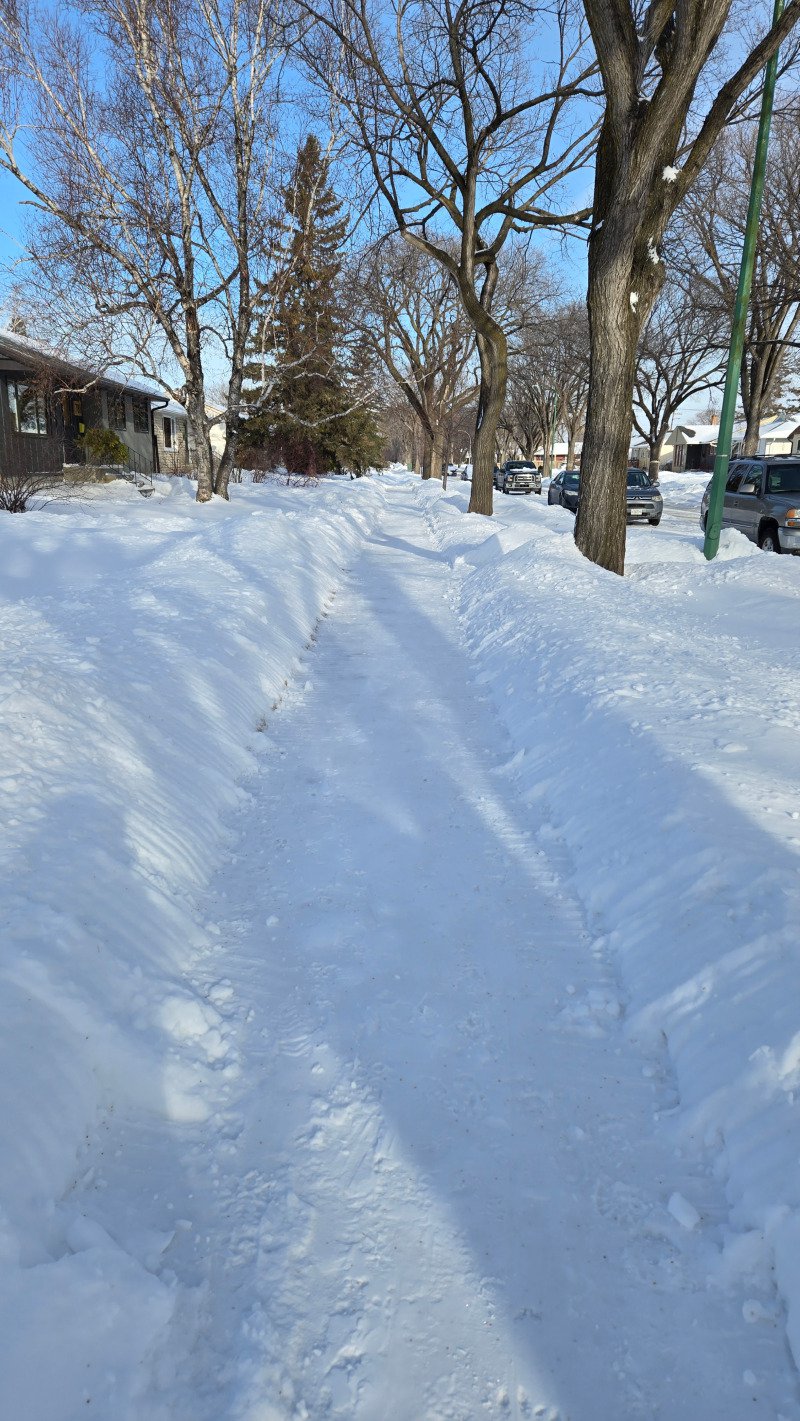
[648,517,661,526]
[759,523,781,553]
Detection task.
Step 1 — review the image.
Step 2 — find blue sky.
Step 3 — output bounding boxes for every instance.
[0,170,30,286]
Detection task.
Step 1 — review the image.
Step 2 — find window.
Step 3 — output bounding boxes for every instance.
[7,378,47,435]
[725,468,744,492]
[132,398,149,433]
[163,416,173,449]
[107,393,127,430]
[767,462,800,495]
[627,469,647,488]
[739,463,763,493]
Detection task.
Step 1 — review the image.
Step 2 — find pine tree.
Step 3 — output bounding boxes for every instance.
[241,136,380,475]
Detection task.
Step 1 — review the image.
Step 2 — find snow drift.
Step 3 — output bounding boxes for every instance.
[418,474,800,1374]
[0,474,382,1418]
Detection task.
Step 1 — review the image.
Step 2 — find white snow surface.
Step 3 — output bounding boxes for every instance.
[2,469,800,1418]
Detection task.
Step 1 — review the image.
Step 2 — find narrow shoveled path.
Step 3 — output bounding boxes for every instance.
[113,481,800,1418]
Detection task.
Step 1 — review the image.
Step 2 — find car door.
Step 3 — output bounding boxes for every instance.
[732,462,764,540]
[549,472,562,503]
[721,462,747,533]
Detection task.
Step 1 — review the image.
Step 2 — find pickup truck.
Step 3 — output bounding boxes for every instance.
[494,460,541,495]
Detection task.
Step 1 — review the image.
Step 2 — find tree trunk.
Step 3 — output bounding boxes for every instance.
[468,331,507,515]
[185,388,215,502]
[648,437,663,482]
[215,425,236,500]
[541,423,553,483]
[741,357,766,455]
[429,426,444,481]
[566,429,577,470]
[575,247,643,575]
[421,428,433,479]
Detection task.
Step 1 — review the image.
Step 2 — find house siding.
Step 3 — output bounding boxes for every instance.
[0,334,188,480]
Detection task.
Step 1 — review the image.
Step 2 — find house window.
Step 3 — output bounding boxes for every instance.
[7,378,47,435]
[132,398,149,433]
[163,416,173,449]
[107,393,127,429]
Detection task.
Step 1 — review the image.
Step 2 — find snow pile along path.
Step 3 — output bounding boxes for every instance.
[420,471,800,1395]
[0,475,383,1419]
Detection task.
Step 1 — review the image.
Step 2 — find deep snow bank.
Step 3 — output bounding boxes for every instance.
[0,474,382,1418]
[417,474,800,1368]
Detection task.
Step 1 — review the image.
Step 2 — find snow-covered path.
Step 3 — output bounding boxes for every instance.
[79,481,798,1419]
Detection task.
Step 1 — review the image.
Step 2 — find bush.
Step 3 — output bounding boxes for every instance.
[0,465,62,513]
[78,426,127,465]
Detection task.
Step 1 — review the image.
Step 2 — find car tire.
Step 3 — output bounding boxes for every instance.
[648,517,661,526]
[759,523,782,553]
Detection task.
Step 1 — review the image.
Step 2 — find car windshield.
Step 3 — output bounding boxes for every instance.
[563,473,580,490]
[507,461,534,470]
[626,470,648,488]
[767,463,800,495]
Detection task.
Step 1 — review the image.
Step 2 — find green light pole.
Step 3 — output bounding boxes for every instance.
[703,0,785,560]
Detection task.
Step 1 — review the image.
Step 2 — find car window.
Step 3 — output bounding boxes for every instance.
[626,469,646,487]
[767,462,800,495]
[739,464,762,493]
[563,473,580,489]
[725,469,743,492]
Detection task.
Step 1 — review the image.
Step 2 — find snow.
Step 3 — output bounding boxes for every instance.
[663,165,680,182]
[630,291,639,311]
[0,474,383,1417]
[420,473,800,1398]
[3,468,800,1417]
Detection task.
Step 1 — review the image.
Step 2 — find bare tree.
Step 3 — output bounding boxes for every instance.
[671,111,800,455]
[505,300,590,475]
[576,0,800,574]
[356,237,476,481]
[300,0,598,516]
[0,0,284,501]
[632,281,727,479]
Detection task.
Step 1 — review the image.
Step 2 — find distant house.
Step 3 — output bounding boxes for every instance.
[0,330,189,480]
[730,414,800,458]
[647,413,800,473]
[531,440,582,470]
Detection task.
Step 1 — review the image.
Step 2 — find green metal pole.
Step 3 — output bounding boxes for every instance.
[703,0,784,560]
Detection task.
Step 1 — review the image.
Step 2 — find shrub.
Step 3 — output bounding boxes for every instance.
[78,426,127,465]
[0,465,62,512]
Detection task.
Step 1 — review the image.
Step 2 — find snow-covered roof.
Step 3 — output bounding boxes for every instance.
[531,441,582,458]
[0,329,186,415]
[669,414,800,447]
[744,415,800,441]
[672,423,721,445]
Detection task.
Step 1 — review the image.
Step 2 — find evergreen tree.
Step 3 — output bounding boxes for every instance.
[241,136,381,475]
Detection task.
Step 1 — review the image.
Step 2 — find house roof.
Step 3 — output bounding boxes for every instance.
[668,414,800,447]
[0,329,186,415]
[671,423,721,445]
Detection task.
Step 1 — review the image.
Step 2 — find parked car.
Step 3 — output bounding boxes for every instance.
[548,467,663,525]
[626,466,663,525]
[495,459,542,495]
[548,469,580,511]
[700,456,800,552]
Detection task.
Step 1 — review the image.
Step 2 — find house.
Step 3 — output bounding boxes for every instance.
[0,330,189,480]
[647,413,800,473]
[530,440,582,470]
[730,414,800,458]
